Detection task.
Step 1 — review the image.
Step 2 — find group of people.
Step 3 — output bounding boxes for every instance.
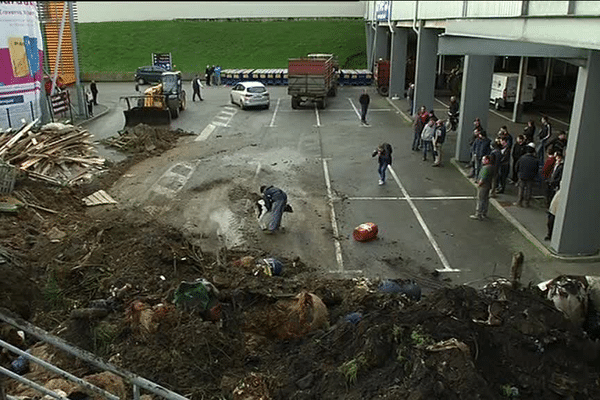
[468,115,567,238]
[204,65,222,86]
[411,105,448,167]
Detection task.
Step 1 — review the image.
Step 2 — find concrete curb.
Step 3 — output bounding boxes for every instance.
[450,157,600,262]
[76,104,110,126]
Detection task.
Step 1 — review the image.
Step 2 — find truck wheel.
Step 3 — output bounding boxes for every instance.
[180,93,186,111]
[317,98,326,110]
[137,78,145,85]
[170,107,179,119]
[291,96,300,109]
[377,85,389,97]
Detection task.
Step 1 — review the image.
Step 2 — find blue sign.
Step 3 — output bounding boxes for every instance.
[0,95,24,106]
[376,1,391,22]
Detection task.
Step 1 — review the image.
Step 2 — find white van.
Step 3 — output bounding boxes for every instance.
[490,73,537,109]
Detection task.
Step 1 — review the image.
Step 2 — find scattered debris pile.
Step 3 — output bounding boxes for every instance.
[101,124,194,155]
[0,121,105,186]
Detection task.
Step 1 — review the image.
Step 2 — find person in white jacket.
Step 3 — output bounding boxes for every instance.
[420,117,436,161]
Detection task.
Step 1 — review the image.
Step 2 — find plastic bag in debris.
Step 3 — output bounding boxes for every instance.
[274,291,329,339]
[378,279,421,301]
[258,257,283,276]
[173,278,221,321]
[10,352,29,375]
[539,275,588,326]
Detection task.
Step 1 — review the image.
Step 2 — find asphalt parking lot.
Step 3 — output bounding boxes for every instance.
[84,82,600,290]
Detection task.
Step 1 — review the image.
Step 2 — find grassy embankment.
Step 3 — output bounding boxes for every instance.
[78,18,367,73]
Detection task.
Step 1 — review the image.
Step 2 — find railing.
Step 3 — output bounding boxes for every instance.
[0,311,189,400]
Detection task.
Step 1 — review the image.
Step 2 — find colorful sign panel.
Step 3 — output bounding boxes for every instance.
[375,1,391,22]
[0,1,44,129]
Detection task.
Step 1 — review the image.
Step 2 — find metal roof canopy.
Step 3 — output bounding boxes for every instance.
[438,34,588,66]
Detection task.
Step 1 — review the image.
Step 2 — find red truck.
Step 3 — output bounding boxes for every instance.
[374,59,390,96]
[288,53,338,109]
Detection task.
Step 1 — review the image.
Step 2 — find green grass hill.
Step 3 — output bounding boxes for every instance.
[77,18,367,73]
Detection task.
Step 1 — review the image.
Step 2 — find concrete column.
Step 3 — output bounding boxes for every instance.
[512,56,528,123]
[389,27,407,99]
[454,55,495,162]
[375,26,389,62]
[366,22,374,71]
[413,26,438,117]
[551,50,600,256]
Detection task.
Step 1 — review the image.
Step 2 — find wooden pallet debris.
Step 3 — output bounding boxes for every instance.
[0,121,106,186]
[82,190,117,206]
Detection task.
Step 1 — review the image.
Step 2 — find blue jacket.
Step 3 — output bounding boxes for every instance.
[472,137,491,158]
[516,153,540,181]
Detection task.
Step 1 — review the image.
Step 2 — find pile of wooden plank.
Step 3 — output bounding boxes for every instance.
[0,120,106,186]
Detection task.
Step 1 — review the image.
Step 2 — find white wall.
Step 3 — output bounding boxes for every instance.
[76,1,367,23]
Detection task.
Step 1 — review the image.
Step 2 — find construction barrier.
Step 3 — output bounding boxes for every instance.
[220,68,371,87]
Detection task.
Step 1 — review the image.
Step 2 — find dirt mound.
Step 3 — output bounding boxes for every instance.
[2,147,600,400]
[100,124,194,155]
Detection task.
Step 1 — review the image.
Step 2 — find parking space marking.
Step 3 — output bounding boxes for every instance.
[347,196,475,201]
[388,165,460,273]
[150,161,197,198]
[195,123,216,141]
[347,98,361,120]
[314,104,321,127]
[322,158,345,271]
[269,98,280,127]
[386,97,412,122]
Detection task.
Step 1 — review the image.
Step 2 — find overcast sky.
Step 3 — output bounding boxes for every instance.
[76,2,367,23]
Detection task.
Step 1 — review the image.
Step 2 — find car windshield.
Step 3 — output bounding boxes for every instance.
[162,74,178,92]
[247,86,266,93]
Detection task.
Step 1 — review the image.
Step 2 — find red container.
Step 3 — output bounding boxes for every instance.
[353,222,379,242]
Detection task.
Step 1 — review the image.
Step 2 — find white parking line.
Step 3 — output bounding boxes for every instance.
[348,196,475,201]
[214,115,229,121]
[195,123,216,141]
[322,158,345,272]
[269,98,280,127]
[386,97,412,122]
[347,98,361,120]
[314,104,321,127]
[388,165,460,273]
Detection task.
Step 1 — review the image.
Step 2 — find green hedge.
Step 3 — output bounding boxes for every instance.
[77,18,367,73]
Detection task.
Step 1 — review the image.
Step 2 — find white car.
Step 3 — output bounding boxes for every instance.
[230,81,270,110]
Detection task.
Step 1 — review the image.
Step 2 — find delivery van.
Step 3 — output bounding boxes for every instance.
[490,73,537,109]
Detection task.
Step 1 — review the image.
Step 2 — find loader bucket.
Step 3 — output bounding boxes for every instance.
[123,107,171,127]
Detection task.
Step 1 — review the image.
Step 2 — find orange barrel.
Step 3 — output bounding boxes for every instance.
[353,222,378,242]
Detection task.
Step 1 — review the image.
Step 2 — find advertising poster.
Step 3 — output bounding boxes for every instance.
[0,1,44,130]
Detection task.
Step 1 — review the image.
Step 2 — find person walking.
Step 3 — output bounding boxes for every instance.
[372,142,393,185]
[432,119,446,167]
[514,144,540,208]
[470,155,493,220]
[90,80,98,105]
[359,89,370,125]
[406,83,415,115]
[211,65,217,85]
[205,65,211,86]
[421,117,435,162]
[191,75,203,101]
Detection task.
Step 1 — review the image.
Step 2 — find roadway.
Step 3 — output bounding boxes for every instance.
[82,82,600,293]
